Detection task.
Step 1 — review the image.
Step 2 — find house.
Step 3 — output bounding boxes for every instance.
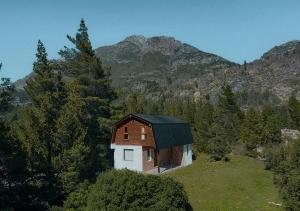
[111,113,193,173]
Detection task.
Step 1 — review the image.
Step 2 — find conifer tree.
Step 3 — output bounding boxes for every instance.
[208,121,231,161]
[193,95,214,153]
[261,104,281,145]
[288,96,300,129]
[163,97,183,117]
[14,41,68,206]
[239,107,263,157]
[0,63,15,115]
[127,92,144,113]
[52,82,90,194]
[216,85,242,143]
[182,98,196,124]
[206,85,242,160]
[59,19,116,174]
[0,64,28,210]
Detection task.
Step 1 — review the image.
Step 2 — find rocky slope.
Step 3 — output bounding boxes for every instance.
[15,36,300,106]
[95,35,234,91]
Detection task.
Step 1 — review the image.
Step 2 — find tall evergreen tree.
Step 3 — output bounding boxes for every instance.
[0,63,15,115]
[0,63,28,210]
[288,96,300,129]
[14,41,67,207]
[182,98,196,124]
[127,92,144,113]
[52,82,90,194]
[239,107,263,157]
[207,85,242,160]
[208,121,231,161]
[193,95,214,153]
[59,19,116,174]
[163,97,183,117]
[261,104,281,145]
[214,85,242,143]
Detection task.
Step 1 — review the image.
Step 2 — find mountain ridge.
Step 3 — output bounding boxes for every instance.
[14,35,300,106]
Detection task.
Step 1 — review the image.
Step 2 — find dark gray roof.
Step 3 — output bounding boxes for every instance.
[133,113,185,124]
[115,113,193,149]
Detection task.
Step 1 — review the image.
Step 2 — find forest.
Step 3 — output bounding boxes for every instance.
[1,19,300,210]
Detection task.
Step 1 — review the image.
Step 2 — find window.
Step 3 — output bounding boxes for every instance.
[124,149,133,161]
[124,127,129,140]
[147,149,152,161]
[141,127,147,141]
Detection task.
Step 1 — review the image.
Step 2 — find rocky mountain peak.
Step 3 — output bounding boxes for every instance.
[262,40,300,60]
[145,36,182,53]
[123,35,147,46]
[121,35,181,54]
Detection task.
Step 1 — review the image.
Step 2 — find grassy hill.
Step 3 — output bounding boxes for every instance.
[167,154,283,211]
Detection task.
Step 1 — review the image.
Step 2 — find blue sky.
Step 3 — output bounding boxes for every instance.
[1,0,300,81]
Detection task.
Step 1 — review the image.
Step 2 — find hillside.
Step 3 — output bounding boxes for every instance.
[14,36,300,105]
[95,35,233,88]
[95,36,300,105]
[168,154,283,210]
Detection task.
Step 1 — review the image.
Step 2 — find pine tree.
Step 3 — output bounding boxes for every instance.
[216,85,242,144]
[261,104,281,145]
[243,60,247,71]
[163,97,182,117]
[0,63,15,115]
[193,95,214,153]
[59,19,116,174]
[288,96,300,129]
[206,85,242,160]
[0,63,28,210]
[182,98,195,124]
[127,92,144,113]
[239,107,263,157]
[52,82,90,194]
[208,120,231,161]
[14,41,67,206]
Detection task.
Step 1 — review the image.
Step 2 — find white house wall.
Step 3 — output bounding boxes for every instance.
[111,144,143,172]
[182,144,192,166]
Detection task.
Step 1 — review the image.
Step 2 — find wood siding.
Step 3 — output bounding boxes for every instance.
[171,145,184,166]
[112,118,156,148]
[159,145,183,167]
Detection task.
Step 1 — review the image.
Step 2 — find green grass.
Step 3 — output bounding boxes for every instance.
[167,154,283,211]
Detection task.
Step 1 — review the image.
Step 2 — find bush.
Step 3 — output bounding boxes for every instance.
[62,181,90,211]
[265,138,300,210]
[64,169,191,211]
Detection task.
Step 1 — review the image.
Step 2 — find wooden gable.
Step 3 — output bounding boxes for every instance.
[112,117,156,148]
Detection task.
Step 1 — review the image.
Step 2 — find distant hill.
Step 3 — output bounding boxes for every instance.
[14,36,300,106]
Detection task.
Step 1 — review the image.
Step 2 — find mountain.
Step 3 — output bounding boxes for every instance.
[243,41,300,101]
[95,35,234,88]
[14,36,300,106]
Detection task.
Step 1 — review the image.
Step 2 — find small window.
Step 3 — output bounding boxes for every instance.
[124,127,129,140]
[124,149,133,161]
[141,127,147,141]
[147,149,152,161]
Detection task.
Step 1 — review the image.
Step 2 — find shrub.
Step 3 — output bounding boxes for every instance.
[64,169,191,211]
[265,138,300,210]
